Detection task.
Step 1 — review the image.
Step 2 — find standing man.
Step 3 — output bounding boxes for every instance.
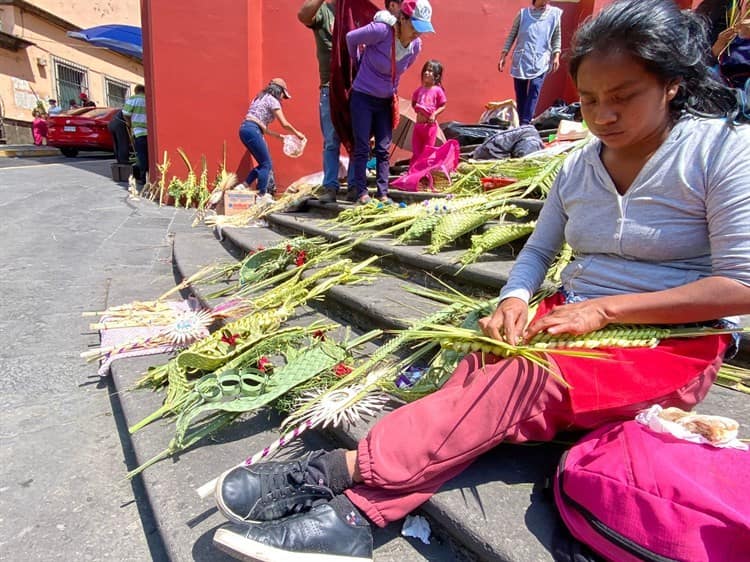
[122,85,148,182]
[107,109,131,166]
[298,0,346,203]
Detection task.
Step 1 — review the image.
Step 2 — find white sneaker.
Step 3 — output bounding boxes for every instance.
[256,193,274,206]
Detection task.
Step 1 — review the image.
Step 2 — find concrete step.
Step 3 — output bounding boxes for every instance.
[169,225,568,561]
[224,213,517,294]
[0,144,61,158]
[296,193,544,221]
[111,351,462,562]
[107,222,464,560]
[177,220,750,562]
[106,204,750,562]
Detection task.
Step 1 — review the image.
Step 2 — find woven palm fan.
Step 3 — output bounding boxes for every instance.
[166,309,215,346]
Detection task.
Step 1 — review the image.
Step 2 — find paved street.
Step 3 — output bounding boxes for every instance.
[0,155,181,561]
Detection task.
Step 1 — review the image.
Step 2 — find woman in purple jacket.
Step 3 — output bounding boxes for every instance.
[345,0,434,204]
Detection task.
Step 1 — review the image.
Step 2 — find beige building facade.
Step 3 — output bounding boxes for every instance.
[0,0,143,143]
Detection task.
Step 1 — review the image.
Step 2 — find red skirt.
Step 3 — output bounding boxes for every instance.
[532,293,731,413]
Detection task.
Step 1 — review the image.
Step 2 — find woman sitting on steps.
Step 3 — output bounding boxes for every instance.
[211,1,750,561]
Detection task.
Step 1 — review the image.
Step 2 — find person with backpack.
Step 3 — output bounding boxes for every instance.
[211,2,750,561]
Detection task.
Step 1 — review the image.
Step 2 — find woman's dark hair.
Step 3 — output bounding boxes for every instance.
[568,0,738,119]
[255,83,285,102]
[421,59,444,87]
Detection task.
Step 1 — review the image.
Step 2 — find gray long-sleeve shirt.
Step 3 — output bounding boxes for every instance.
[502,8,562,55]
[499,117,750,305]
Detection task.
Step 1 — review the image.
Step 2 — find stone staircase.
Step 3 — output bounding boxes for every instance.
[107,189,750,562]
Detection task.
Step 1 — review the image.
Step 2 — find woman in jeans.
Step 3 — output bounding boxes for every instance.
[345,0,434,205]
[239,78,306,203]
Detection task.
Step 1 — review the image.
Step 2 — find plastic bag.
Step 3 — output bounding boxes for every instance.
[479,99,519,129]
[442,122,509,146]
[282,135,307,158]
[532,102,582,131]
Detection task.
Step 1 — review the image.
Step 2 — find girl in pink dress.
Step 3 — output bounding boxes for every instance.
[31,109,48,146]
[410,59,446,164]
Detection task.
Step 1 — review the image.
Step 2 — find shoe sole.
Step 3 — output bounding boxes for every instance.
[214,468,263,525]
[213,528,372,562]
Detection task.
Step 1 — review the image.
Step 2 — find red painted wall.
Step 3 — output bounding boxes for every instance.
[142,0,699,190]
[140,0,263,190]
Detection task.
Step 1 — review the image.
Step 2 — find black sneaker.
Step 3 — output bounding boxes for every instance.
[344,189,359,203]
[213,502,373,562]
[318,190,338,204]
[215,453,334,523]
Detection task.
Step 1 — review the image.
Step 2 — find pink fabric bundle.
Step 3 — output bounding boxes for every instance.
[391,139,460,192]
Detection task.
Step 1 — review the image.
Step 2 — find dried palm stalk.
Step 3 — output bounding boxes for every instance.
[545,243,574,284]
[715,363,750,395]
[282,290,486,430]
[81,308,213,364]
[427,205,528,254]
[458,221,536,267]
[205,182,321,229]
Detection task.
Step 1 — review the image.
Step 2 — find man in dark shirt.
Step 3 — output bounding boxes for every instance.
[298,0,347,203]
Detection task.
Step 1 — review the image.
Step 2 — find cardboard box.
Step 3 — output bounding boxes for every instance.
[222,190,256,215]
[111,163,133,182]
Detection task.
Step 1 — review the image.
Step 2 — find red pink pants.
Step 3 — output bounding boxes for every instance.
[344,351,721,527]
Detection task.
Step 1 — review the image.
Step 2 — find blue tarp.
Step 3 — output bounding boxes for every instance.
[68,25,142,59]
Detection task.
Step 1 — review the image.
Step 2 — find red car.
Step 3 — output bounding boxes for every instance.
[47,107,119,157]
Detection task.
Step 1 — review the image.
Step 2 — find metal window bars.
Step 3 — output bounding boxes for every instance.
[53,57,89,108]
[105,77,129,108]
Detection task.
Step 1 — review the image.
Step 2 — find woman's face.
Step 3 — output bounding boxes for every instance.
[398,17,421,44]
[576,51,678,151]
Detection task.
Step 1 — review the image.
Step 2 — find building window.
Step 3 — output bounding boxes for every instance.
[53,57,89,108]
[105,78,129,108]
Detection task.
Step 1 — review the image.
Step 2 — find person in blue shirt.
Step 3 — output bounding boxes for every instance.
[498,0,563,125]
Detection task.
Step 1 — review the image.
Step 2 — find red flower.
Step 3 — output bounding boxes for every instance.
[285,244,293,253]
[257,356,271,373]
[333,363,353,377]
[312,330,326,341]
[221,332,239,346]
[295,250,307,267]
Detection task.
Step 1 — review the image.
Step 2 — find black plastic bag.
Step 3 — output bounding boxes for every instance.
[441,121,510,146]
[532,102,582,131]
